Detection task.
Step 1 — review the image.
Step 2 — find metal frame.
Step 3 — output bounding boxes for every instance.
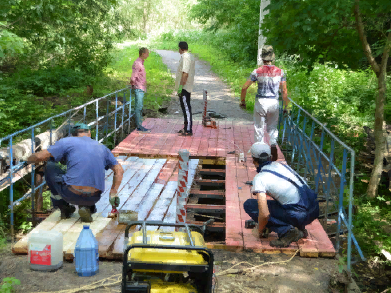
[122,221,214,293]
[278,98,365,274]
[0,87,134,240]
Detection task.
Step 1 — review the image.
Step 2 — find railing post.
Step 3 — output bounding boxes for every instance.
[49,119,53,146]
[83,106,86,124]
[95,100,99,141]
[9,136,14,244]
[202,89,208,126]
[122,91,125,140]
[347,152,355,273]
[336,149,348,253]
[106,99,110,142]
[325,139,335,226]
[176,149,189,231]
[31,128,36,227]
[114,93,118,146]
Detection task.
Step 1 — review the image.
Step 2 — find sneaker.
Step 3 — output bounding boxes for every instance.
[300,228,308,238]
[177,128,185,134]
[90,205,97,214]
[78,206,93,222]
[60,205,76,219]
[137,126,150,132]
[270,227,304,248]
[180,131,193,136]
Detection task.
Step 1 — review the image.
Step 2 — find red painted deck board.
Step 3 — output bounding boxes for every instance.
[112,119,335,257]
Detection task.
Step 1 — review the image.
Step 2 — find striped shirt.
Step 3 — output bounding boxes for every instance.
[249,65,286,99]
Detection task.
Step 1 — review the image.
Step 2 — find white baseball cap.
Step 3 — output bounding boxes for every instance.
[250,142,271,159]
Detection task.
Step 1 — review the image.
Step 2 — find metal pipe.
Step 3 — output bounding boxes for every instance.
[336,150,348,253]
[347,151,355,272]
[95,100,99,141]
[31,128,36,227]
[9,136,14,244]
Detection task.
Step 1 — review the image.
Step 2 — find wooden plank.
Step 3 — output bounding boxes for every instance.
[307,219,335,257]
[199,169,225,176]
[195,179,225,186]
[298,221,319,257]
[187,220,225,231]
[136,183,165,221]
[161,192,177,232]
[189,190,225,199]
[95,157,143,214]
[64,214,111,260]
[12,210,62,254]
[185,204,225,212]
[118,159,167,213]
[96,223,127,258]
[99,159,159,217]
[146,181,178,231]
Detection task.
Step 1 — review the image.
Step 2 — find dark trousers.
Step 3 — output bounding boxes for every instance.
[45,161,101,211]
[179,89,193,133]
[244,198,312,238]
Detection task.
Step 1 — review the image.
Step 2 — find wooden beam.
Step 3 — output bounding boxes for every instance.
[189,190,225,199]
[185,204,226,213]
[199,169,226,176]
[195,179,225,186]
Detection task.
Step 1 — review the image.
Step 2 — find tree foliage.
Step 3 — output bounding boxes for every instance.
[190,0,260,62]
[1,0,127,75]
[262,0,391,70]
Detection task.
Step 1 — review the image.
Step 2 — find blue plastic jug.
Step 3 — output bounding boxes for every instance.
[74,225,99,277]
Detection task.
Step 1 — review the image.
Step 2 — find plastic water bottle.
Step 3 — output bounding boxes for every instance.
[74,225,99,277]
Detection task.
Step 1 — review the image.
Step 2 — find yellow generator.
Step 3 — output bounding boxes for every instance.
[121,220,215,293]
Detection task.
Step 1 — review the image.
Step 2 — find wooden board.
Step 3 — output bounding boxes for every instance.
[12,210,62,254]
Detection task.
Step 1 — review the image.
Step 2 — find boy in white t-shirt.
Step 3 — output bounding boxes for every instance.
[175,41,196,136]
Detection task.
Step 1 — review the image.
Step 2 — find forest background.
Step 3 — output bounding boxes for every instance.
[1,0,390,290]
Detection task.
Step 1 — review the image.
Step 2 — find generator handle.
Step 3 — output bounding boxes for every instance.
[202,219,215,234]
[184,223,195,246]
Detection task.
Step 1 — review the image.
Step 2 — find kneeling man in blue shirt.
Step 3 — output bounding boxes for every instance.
[244,142,319,247]
[27,123,124,222]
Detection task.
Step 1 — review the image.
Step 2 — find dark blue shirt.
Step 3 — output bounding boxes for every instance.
[47,137,118,191]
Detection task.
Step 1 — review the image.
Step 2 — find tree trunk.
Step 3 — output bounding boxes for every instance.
[257,0,270,66]
[367,73,387,197]
[354,0,391,198]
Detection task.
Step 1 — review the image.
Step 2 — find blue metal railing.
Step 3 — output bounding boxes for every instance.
[278,98,365,273]
[0,87,134,238]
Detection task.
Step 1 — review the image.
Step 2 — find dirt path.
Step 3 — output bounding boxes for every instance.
[155,50,253,122]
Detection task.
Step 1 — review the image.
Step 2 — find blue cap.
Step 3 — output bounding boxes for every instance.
[83,225,90,229]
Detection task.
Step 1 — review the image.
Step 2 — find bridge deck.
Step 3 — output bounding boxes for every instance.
[12,118,335,260]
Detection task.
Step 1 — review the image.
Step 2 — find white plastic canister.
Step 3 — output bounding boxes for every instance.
[28,230,63,271]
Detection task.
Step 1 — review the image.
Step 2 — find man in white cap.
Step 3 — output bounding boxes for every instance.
[244,142,319,247]
[240,45,289,161]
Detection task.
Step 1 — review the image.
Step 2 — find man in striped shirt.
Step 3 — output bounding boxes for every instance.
[240,46,289,161]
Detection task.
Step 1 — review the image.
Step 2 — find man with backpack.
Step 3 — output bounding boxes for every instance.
[244,142,319,247]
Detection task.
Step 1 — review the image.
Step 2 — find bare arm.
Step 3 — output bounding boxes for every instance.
[110,164,124,195]
[241,80,254,104]
[180,72,189,86]
[26,150,53,164]
[280,81,289,108]
[256,192,270,235]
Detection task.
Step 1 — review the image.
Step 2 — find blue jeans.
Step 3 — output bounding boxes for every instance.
[244,198,310,238]
[45,161,101,209]
[131,89,145,128]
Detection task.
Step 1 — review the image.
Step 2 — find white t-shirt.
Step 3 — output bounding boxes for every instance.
[251,162,307,205]
[175,52,196,93]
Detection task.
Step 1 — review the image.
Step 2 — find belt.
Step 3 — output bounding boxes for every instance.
[66,185,100,196]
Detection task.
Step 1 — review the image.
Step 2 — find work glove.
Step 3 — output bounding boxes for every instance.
[240,102,246,109]
[109,193,120,208]
[177,85,183,97]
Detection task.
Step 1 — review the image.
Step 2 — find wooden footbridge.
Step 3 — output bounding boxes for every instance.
[12,118,335,260]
